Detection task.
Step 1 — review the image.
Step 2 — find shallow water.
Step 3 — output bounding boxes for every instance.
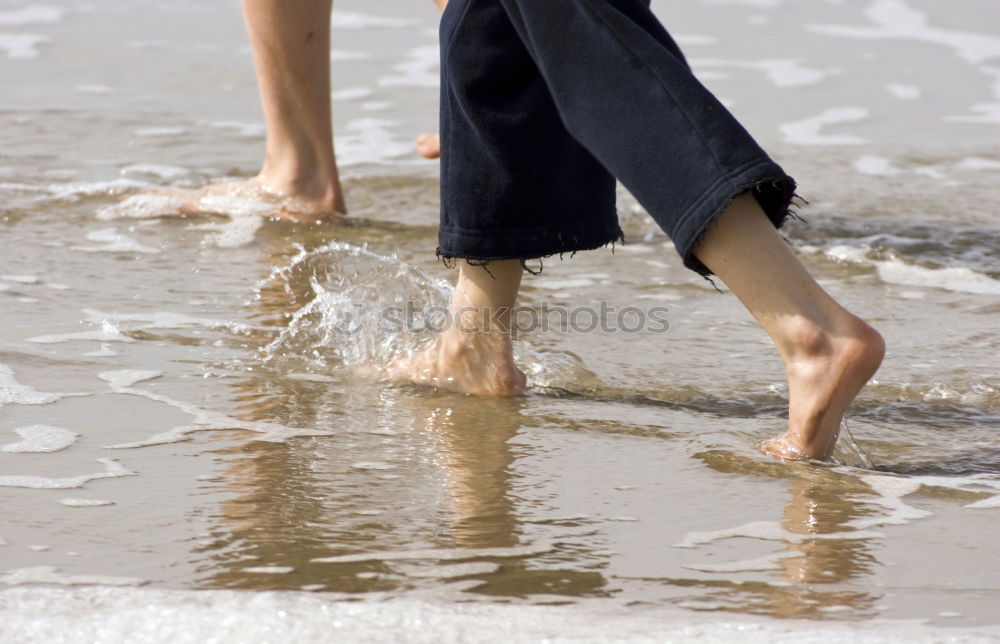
[1,0,1000,640]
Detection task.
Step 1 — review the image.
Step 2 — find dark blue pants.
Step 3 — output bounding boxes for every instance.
[437,0,796,276]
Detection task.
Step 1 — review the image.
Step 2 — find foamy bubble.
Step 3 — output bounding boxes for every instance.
[206,120,265,138]
[48,178,148,201]
[379,45,439,88]
[120,164,189,181]
[243,566,294,575]
[331,11,413,30]
[780,107,868,145]
[191,212,265,248]
[350,462,396,471]
[75,84,113,94]
[0,6,65,26]
[1,425,79,453]
[5,586,998,642]
[807,0,1000,66]
[848,475,931,529]
[330,49,371,61]
[684,550,805,573]
[816,244,1000,295]
[0,364,61,407]
[0,566,142,587]
[312,542,554,564]
[965,495,1000,509]
[0,458,136,489]
[704,0,779,6]
[59,498,115,507]
[886,83,921,100]
[96,193,187,220]
[337,118,412,166]
[331,87,372,101]
[674,34,718,46]
[133,126,186,138]
[673,520,886,548]
[0,34,47,59]
[82,344,119,357]
[98,370,162,389]
[956,157,1000,171]
[691,58,837,87]
[1,275,38,284]
[853,156,902,176]
[361,101,392,112]
[72,228,161,254]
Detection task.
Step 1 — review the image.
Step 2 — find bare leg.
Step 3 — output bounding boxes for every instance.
[693,194,885,461]
[116,0,345,223]
[387,260,526,396]
[240,0,344,214]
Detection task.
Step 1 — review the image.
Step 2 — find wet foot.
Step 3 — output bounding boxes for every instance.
[415,133,441,160]
[385,329,526,396]
[760,315,885,461]
[104,177,345,224]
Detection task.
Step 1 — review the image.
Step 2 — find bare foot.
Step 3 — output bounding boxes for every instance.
[760,315,885,461]
[415,133,441,160]
[103,177,346,224]
[385,329,526,396]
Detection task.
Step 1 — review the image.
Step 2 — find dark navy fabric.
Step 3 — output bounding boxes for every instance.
[437,0,796,276]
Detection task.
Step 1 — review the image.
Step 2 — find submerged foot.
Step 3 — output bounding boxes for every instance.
[385,329,526,396]
[104,177,346,224]
[761,315,885,461]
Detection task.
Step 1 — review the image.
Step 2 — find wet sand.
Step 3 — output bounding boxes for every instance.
[1,0,1000,640]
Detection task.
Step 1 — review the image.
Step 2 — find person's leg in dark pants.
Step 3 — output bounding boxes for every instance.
[391,0,884,461]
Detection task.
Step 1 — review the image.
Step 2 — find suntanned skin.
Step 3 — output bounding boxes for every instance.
[387,194,885,462]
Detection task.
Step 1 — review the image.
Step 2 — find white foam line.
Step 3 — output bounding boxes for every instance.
[59,498,115,507]
[886,83,921,100]
[807,0,1000,66]
[673,520,885,548]
[703,0,780,7]
[72,228,161,255]
[848,475,931,529]
[0,567,143,587]
[690,58,837,87]
[332,11,414,30]
[853,156,902,176]
[0,364,61,407]
[957,157,1000,171]
[0,458,135,489]
[0,6,65,26]
[102,383,334,449]
[683,550,805,573]
[313,542,553,564]
[779,107,868,145]
[378,45,439,89]
[1,425,79,453]
[815,244,1000,295]
[31,308,254,345]
[966,496,1000,509]
[97,370,162,389]
[0,34,47,59]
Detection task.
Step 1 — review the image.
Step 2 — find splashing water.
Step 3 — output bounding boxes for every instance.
[258,242,453,370]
